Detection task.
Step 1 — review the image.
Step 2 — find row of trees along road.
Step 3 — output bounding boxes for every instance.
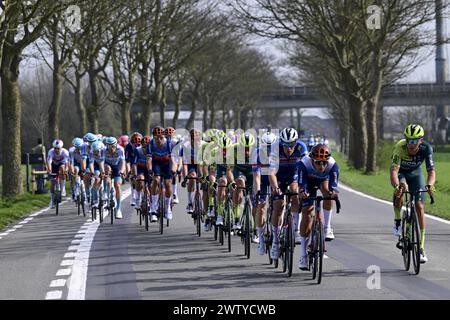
[231,0,449,173]
[0,0,277,199]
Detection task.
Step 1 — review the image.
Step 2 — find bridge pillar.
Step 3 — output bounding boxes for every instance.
[435,0,449,143]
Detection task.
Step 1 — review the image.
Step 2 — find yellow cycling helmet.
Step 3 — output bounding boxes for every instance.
[404,124,424,139]
[239,132,256,148]
[218,136,233,149]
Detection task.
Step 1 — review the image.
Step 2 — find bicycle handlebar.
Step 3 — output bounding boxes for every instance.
[401,189,435,205]
[301,196,341,213]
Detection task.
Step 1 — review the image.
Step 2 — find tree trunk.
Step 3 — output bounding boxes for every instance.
[87,67,100,133]
[121,99,132,135]
[235,106,241,129]
[75,74,87,135]
[186,97,197,130]
[139,68,152,135]
[348,98,367,170]
[1,50,23,197]
[203,95,210,131]
[365,99,378,173]
[209,104,216,129]
[173,89,182,128]
[158,84,165,127]
[48,61,64,143]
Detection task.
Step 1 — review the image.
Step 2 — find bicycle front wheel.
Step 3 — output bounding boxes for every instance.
[411,208,421,275]
[287,214,294,277]
[401,211,411,271]
[317,220,324,284]
[245,203,251,259]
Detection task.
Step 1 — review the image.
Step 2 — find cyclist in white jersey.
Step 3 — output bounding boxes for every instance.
[47,139,70,209]
[80,132,98,204]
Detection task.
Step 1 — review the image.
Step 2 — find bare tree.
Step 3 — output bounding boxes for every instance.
[232,0,448,172]
[1,1,76,198]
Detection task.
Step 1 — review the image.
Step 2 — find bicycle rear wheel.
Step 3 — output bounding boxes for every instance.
[411,207,421,275]
[311,222,319,280]
[144,193,149,231]
[196,193,202,237]
[401,210,411,271]
[77,195,81,216]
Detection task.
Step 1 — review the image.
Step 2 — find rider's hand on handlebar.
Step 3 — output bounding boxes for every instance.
[181,177,187,188]
[299,189,309,199]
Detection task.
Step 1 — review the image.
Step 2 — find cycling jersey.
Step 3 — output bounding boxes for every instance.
[148,138,174,179]
[104,146,125,166]
[391,139,435,172]
[133,146,151,176]
[69,146,83,167]
[47,148,70,166]
[298,156,339,207]
[125,142,139,163]
[391,139,435,203]
[269,141,308,180]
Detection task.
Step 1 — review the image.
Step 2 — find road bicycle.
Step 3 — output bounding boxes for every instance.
[236,186,252,259]
[396,188,434,275]
[280,192,298,277]
[186,176,203,237]
[300,195,341,284]
[49,172,66,216]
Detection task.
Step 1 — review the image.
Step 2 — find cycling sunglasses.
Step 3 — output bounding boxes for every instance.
[282,142,297,148]
[314,160,328,166]
[406,138,421,145]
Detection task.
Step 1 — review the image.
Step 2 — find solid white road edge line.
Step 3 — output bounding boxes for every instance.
[340,183,450,226]
[66,188,131,300]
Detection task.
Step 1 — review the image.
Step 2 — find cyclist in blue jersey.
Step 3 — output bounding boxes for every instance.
[268,128,308,260]
[147,126,176,222]
[88,140,106,209]
[69,138,85,202]
[104,136,126,219]
[297,144,340,270]
[132,135,151,208]
[127,132,142,207]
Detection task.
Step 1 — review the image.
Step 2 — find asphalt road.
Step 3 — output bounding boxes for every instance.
[1,185,450,300]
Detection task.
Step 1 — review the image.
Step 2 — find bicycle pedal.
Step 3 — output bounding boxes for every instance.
[396,242,403,250]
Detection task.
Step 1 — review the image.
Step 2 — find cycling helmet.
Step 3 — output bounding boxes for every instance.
[52,139,64,149]
[131,134,142,145]
[218,136,233,149]
[153,126,165,137]
[261,132,277,146]
[119,135,129,147]
[311,143,331,161]
[131,132,142,144]
[104,136,117,146]
[96,134,103,141]
[142,135,151,145]
[91,141,104,152]
[280,128,299,144]
[164,127,175,137]
[83,132,97,143]
[239,133,256,148]
[72,137,83,149]
[404,124,424,139]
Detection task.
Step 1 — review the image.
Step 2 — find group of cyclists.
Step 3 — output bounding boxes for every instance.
[45,122,436,269]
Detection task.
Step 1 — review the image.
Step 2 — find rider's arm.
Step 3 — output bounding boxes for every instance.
[390,165,400,188]
[427,169,436,188]
[47,150,53,172]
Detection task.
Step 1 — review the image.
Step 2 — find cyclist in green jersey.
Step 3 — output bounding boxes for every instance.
[230,132,256,231]
[390,124,436,263]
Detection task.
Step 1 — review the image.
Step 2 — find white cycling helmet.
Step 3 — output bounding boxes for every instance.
[52,139,64,149]
[261,132,277,146]
[280,128,298,144]
[91,141,105,152]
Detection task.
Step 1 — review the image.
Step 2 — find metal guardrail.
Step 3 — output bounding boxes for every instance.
[262,83,450,99]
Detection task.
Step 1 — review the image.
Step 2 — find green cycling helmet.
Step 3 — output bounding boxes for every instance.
[239,133,255,148]
[404,124,424,139]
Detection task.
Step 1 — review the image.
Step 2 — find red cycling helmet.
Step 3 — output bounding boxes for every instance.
[131,132,142,145]
[310,143,331,161]
[165,127,175,137]
[142,135,151,145]
[152,126,165,137]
